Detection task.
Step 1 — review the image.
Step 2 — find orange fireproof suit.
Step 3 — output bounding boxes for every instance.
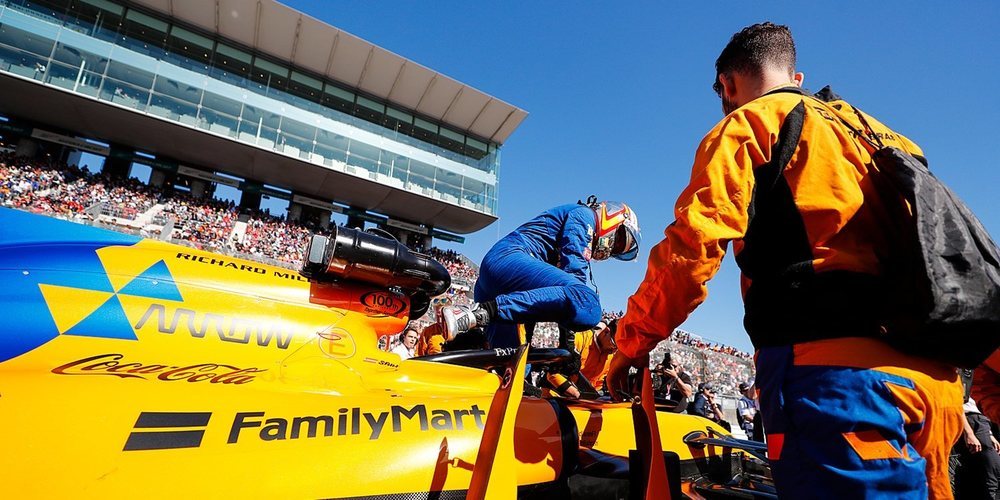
[617,86,963,499]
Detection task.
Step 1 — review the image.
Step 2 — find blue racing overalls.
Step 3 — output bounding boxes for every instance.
[474,204,603,348]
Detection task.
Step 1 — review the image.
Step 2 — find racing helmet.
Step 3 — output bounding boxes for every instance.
[587,197,641,261]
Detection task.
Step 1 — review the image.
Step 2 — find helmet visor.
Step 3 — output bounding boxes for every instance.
[611,224,640,261]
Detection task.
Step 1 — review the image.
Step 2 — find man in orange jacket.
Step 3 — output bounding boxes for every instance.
[606,22,963,499]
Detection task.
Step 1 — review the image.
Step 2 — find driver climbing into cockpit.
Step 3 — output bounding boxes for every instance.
[438,196,641,353]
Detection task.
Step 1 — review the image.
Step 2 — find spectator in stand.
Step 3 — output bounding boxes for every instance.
[391,327,419,360]
[690,382,729,431]
[736,381,759,441]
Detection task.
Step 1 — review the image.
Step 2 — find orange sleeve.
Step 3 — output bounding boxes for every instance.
[616,106,781,359]
[417,324,445,356]
[973,350,1000,423]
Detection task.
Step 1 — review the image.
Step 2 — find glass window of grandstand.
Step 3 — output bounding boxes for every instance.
[320,84,355,115]
[463,178,489,211]
[286,72,320,100]
[0,20,56,81]
[485,183,497,212]
[383,107,413,137]
[211,43,251,86]
[238,105,280,149]
[150,74,201,122]
[346,140,380,175]
[119,8,168,59]
[412,118,438,144]
[407,160,436,194]
[199,93,241,137]
[49,41,109,95]
[164,25,213,73]
[314,129,348,165]
[383,152,409,187]
[438,127,465,156]
[277,118,315,160]
[466,137,488,160]
[354,95,384,123]
[66,0,124,42]
[11,0,66,18]
[250,56,289,98]
[102,60,153,110]
[435,168,463,205]
[2,0,495,167]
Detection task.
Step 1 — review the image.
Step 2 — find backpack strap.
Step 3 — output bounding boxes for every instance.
[765,86,885,153]
[805,95,884,153]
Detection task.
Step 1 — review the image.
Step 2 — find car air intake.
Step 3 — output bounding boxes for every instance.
[301,226,451,298]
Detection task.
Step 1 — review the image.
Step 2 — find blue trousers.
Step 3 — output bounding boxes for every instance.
[474,248,601,349]
[756,338,963,500]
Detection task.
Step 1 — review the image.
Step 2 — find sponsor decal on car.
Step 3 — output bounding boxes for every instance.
[363,357,399,369]
[123,411,211,451]
[359,291,407,317]
[52,353,265,384]
[318,328,356,359]
[134,303,297,349]
[228,404,487,443]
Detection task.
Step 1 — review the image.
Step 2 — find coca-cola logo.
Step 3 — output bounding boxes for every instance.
[359,291,407,317]
[52,354,265,384]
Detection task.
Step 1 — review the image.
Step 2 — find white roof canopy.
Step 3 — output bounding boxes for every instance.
[130,0,528,144]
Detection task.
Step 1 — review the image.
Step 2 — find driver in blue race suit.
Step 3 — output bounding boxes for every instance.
[438,197,640,350]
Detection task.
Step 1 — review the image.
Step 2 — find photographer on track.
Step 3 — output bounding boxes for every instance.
[653,352,693,413]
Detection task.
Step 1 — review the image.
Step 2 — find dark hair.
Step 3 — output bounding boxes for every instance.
[713,22,796,96]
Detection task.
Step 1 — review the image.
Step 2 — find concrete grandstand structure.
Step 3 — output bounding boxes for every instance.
[0,0,526,245]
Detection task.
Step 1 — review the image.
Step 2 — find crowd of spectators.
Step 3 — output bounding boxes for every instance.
[666,328,752,361]
[159,194,238,251]
[526,316,754,397]
[1,153,158,221]
[232,214,316,266]
[427,247,478,285]
[0,154,319,265]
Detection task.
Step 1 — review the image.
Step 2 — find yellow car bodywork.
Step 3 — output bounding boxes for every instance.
[0,209,734,499]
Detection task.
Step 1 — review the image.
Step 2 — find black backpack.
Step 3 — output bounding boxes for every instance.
[820,97,1000,368]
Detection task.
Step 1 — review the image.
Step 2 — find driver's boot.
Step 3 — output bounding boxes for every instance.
[439,303,492,340]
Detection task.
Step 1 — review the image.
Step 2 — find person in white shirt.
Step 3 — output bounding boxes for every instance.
[391,327,419,360]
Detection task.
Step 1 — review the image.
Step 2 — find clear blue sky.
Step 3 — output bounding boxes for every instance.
[286,0,1000,352]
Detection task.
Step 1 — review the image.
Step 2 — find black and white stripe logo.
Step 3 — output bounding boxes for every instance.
[123,412,211,451]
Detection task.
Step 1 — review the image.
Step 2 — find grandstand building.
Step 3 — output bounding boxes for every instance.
[0,0,526,245]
